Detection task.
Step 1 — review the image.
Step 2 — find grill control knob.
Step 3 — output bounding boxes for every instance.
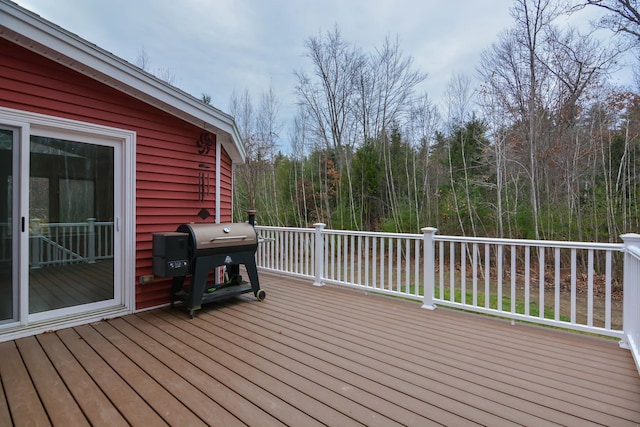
[223,226,231,233]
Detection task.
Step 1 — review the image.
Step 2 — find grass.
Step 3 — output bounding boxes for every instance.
[401,284,571,322]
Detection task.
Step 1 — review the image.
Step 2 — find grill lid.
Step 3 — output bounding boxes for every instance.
[177,222,257,252]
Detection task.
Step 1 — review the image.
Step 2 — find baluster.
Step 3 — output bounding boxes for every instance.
[313,223,325,287]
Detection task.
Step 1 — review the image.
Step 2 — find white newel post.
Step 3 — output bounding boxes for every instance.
[313,223,326,287]
[421,227,437,310]
[87,218,96,263]
[620,233,640,372]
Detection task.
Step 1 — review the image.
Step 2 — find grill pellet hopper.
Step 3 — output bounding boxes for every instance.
[152,211,265,317]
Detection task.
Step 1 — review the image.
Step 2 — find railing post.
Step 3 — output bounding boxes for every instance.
[421,227,437,310]
[313,223,325,287]
[87,218,96,264]
[620,234,640,359]
[30,218,42,269]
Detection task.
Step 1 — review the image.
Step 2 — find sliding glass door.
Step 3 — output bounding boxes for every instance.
[0,128,17,323]
[0,111,129,328]
[28,136,116,315]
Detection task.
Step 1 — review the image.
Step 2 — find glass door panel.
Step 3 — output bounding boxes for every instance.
[29,136,115,314]
[0,129,16,322]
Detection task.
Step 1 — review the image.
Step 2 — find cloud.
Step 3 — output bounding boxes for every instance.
[16,0,617,143]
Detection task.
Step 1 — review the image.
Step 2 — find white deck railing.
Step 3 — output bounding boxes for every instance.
[256,224,640,373]
[621,234,640,374]
[30,218,114,267]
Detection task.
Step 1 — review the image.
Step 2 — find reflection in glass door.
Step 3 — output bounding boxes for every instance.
[29,136,115,314]
[0,129,16,322]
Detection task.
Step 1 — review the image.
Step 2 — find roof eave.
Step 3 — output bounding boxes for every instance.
[0,0,246,163]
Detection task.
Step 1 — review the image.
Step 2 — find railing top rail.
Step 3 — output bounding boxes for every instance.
[256,225,624,250]
[34,221,114,227]
[255,225,315,232]
[40,222,88,228]
[434,234,624,251]
[323,229,423,239]
[255,225,424,239]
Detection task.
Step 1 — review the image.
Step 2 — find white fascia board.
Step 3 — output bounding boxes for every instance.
[0,0,246,163]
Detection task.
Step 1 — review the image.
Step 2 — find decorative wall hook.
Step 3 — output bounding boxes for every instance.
[198,163,211,202]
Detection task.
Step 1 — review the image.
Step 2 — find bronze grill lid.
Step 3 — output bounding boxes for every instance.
[177,222,257,251]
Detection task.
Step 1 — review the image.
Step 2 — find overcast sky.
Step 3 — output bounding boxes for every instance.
[13,0,621,147]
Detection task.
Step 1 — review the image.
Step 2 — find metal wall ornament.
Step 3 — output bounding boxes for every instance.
[196,132,215,203]
[198,163,211,202]
[196,132,215,155]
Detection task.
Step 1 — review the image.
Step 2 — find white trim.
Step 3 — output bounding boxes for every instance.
[0,106,136,341]
[0,120,29,327]
[18,120,28,326]
[0,0,244,163]
[0,306,131,342]
[231,162,236,220]
[216,139,221,223]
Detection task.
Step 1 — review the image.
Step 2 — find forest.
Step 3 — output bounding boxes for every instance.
[229,0,640,243]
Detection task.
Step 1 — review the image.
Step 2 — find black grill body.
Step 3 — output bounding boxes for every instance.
[153,215,264,317]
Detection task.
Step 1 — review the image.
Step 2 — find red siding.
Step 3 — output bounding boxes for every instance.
[0,38,237,309]
[219,149,234,222]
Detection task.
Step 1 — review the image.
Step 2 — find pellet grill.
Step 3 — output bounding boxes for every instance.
[152,211,265,317]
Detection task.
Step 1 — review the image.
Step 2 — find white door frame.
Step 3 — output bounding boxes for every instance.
[0,106,135,337]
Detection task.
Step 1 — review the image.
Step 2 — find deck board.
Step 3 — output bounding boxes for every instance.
[261,283,638,423]
[14,336,88,427]
[56,327,168,426]
[35,332,129,427]
[218,288,579,426]
[117,315,278,426]
[143,310,337,426]
[0,340,50,427]
[73,323,206,426]
[99,317,245,426]
[153,309,402,427]
[0,271,639,426]
[193,302,489,426]
[177,309,426,426]
[0,373,12,427]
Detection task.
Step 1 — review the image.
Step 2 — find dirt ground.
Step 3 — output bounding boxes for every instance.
[542,271,624,330]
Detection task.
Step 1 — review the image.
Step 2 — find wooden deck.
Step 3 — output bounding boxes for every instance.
[29,260,114,313]
[0,260,114,319]
[0,271,639,426]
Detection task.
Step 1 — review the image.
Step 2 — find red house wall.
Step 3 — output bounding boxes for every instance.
[0,38,235,309]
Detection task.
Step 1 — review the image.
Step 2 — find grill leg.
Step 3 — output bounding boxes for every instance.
[171,276,186,306]
[241,256,264,300]
[188,256,211,312]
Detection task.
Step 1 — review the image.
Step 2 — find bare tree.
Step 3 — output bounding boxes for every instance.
[289,107,311,226]
[478,0,565,239]
[295,25,365,151]
[135,47,151,71]
[354,35,427,141]
[406,93,440,226]
[575,0,640,42]
[542,25,618,239]
[368,37,428,231]
[134,47,179,87]
[444,73,477,236]
[294,25,366,227]
[229,87,281,221]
